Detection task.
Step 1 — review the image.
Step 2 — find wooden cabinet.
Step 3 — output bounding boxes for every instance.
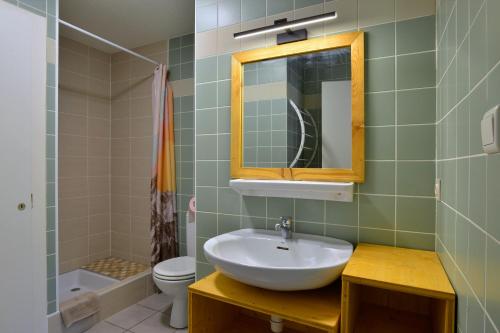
[341,244,456,333]
[188,245,455,333]
[188,272,341,333]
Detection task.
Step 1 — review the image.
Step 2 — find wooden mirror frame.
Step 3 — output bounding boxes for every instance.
[230,31,365,182]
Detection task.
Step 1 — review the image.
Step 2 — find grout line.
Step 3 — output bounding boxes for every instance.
[366,159,435,162]
[440,200,500,246]
[366,123,435,128]
[86,46,91,266]
[59,67,111,85]
[437,153,486,162]
[215,47,219,237]
[436,55,500,125]
[436,0,457,49]
[54,7,61,310]
[196,78,231,86]
[394,0,398,247]
[483,0,491,327]
[367,49,436,62]
[323,196,327,236]
[366,86,436,94]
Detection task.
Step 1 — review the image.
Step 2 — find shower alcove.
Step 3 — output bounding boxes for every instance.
[51,28,195,332]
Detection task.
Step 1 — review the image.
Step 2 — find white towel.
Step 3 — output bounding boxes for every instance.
[59,292,99,328]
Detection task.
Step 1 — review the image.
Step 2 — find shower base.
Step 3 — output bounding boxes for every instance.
[48,258,153,333]
[59,269,117,303]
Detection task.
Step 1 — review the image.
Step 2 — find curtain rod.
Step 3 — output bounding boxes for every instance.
[58,19,161,66]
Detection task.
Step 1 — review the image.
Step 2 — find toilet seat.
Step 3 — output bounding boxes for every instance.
[153,273,194,281]
[153,256,195,281]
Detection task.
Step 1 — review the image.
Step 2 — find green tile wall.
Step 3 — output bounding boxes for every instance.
[170,33,195,255]
[169,33,194,81]
[3,0,60,315]
[436,0,500,332]
[195,0,437,279]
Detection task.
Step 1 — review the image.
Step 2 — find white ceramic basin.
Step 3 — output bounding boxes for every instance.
[203,228,353,291]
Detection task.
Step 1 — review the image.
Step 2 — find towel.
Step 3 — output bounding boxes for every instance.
[60,292,100,328]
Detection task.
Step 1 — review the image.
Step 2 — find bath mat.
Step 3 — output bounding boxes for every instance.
[81,257,148,280]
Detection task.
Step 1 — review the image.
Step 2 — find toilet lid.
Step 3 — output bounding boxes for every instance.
[154,256,195,278]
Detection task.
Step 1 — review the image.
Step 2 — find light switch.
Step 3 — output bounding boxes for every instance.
[481,105,499,154]
[435,178,441,201]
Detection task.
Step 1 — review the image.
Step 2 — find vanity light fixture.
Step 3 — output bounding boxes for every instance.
[233,11,337,44]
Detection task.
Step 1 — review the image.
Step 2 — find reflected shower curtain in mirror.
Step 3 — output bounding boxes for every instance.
[151,65,178,267]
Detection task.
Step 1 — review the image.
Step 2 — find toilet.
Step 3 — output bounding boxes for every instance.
[153,215,195,329]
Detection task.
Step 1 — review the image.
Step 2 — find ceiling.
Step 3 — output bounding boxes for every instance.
[60,0,195,53]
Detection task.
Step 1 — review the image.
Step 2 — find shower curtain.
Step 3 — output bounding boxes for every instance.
[150,65,178,268]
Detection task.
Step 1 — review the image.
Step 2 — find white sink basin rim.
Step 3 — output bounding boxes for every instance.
[203,228,353,291]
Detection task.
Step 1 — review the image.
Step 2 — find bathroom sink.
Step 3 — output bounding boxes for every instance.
[203,229,353,291]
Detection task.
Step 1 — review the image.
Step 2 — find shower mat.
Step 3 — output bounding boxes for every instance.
[81,257,148,280]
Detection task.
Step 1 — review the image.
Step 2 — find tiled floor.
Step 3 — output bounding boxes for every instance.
[84,293,187,333]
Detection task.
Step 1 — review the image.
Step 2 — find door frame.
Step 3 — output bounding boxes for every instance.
[30,10,49,331]
[32,26,49,329]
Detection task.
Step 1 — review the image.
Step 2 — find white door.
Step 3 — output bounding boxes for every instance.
[0,2,48,333]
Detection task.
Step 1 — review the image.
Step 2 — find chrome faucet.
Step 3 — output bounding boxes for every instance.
[275,216,293,240]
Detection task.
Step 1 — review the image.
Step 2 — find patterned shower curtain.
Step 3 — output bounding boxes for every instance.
[150,65,178,268]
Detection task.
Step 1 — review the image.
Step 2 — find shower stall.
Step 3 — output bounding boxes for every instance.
[51,21,195,332]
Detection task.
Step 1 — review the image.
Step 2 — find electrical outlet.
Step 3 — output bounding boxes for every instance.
[435,178,441,201]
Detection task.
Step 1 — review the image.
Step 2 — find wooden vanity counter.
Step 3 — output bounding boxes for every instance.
[188,271,341,332]
[341,244,456,333]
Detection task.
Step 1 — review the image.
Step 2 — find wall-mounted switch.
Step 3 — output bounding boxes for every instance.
[435,178,441,201]
[481,105,499,154]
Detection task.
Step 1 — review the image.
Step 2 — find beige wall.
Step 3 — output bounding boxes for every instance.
[58,37,111,273]
[110,41,168,264]
[59,37,194,269]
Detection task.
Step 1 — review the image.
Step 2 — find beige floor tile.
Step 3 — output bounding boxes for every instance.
[105,304,155,329]
[84,321,125,333]
[137,293,173,312]
[129,312,176,333]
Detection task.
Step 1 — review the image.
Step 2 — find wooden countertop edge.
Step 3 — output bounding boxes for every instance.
[341,274,456,300]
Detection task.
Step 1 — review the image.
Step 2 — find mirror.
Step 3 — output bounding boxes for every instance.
[242,47,352,169]
[231,32,365,182]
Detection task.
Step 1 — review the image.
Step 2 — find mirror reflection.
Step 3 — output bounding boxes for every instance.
[242,47,352,169]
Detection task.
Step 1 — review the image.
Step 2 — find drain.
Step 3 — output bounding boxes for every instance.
[70,287,81,292]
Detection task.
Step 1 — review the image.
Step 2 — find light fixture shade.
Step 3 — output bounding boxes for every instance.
[233,11,337,39]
